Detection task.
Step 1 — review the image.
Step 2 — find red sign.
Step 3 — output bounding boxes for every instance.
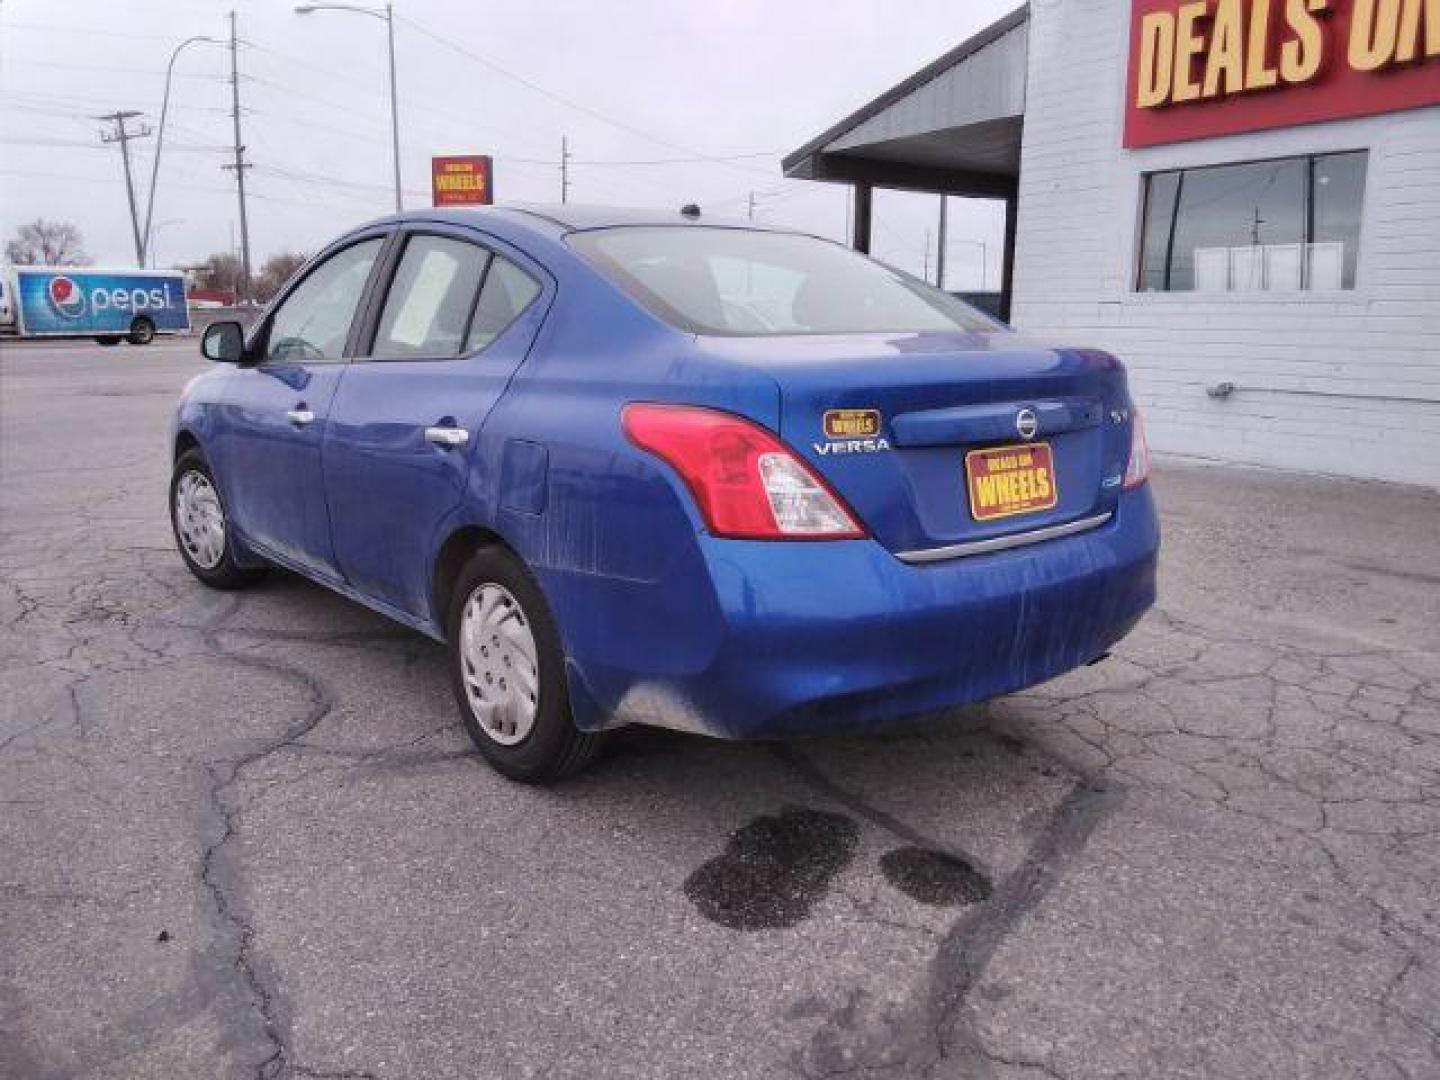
[431,155,493,206]
[1125,0,1440,148]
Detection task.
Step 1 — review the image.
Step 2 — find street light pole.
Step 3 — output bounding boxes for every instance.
[295,2,402,212]
[143,35,221,269]
[384,3,400,213]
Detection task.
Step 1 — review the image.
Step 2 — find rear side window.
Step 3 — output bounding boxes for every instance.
[567,226,993,336]
[464,257,541,352]
[374,235,490,358]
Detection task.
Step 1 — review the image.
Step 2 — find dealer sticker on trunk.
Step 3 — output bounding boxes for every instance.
[965,442,1058,522]
[815,408,890,456]
[823,409,882,439]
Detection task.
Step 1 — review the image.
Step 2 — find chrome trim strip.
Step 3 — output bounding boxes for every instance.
[895,511,1114,564]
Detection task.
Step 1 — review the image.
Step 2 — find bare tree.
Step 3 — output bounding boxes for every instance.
[193,252,245,297]
[254,252,308,303]
[5,218,91,266]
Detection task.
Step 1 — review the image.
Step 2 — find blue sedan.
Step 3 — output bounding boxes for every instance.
[171,205,1159,782]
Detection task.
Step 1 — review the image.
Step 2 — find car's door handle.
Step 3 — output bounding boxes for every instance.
[286,407,316,426]
[424,425,470,448]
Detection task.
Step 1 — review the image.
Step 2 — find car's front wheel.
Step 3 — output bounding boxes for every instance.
[170,448,261,589]
[447,547,601,783]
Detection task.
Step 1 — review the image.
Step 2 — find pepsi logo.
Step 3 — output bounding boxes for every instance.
[48,276,86,319]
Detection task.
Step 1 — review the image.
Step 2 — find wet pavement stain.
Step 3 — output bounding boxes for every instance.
[684,806,859,930]
[880,846,991,906]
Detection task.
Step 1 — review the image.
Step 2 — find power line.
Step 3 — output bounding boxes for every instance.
[0,136,226,152]
[0,166,392,213]
[238,38,563,162]
[241,38,781,173]
[1,20,209,42]
[570,151,782,166]
[6,58,227,80]
[2,96,226,122]
[394,14,779,182]
[251,162,428,201]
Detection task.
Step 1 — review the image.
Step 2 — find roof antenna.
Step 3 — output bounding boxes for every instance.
[680,203,701,219]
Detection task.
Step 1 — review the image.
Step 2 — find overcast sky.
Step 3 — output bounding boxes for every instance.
[1,0,1017,288]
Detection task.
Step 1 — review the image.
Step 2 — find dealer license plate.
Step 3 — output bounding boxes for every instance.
[965,442,1058,522]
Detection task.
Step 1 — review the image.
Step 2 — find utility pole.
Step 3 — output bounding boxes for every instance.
[222,10,253,304]
[560,135,571,204]
[97,111,152,266]
[747,191,756,221]
[936,194,949,291]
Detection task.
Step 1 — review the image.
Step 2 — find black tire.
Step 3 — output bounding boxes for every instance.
[169,448,261,590]
[95,335,122,346]
[447,546,601,783]
[127,316,155,345]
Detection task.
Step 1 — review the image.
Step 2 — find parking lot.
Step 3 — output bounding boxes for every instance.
[2,337,1438,1079]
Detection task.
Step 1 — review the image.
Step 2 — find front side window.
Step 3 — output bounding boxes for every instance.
[264,238,382,363]
[1137,151,1367,292]
[374,235,491,359]
[568,226,994,336]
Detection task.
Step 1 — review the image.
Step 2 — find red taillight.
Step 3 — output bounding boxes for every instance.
[621,403,865,540]
[1123,409,1151,490]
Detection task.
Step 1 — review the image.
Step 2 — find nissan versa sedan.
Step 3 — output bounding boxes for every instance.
[170,205,1159,782]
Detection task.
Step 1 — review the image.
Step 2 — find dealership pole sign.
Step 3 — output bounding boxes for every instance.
[1125,0,1440,147]
[431,155,493,206]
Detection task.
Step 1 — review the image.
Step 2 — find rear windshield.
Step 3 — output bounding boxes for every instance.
[567,226,995,337]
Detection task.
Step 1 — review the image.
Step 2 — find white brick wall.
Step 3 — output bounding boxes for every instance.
[1012,0,1440,488]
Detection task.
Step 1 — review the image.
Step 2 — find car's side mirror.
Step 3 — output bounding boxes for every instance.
[201,320,246,364]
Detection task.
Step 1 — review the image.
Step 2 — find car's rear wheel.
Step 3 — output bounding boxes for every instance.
[447,547,600,783]
[170,448,261,589]
[127,316,155,345]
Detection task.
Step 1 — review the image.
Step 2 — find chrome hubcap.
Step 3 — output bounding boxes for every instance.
[459,583,539,746]
[174,470,226,570]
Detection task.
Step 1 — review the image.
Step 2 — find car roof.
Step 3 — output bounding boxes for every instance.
[390,203,784,237]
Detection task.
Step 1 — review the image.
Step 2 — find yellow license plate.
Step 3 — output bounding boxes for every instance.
[965,442,1059,522]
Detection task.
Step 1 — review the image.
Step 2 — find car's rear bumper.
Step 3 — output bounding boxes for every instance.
[560,484,1159,739]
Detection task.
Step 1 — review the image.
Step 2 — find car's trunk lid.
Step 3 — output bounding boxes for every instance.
[696,330,1135,556]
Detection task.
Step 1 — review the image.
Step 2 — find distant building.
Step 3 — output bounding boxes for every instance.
[786,1,1440,486]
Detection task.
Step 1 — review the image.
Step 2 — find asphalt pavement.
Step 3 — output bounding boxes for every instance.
[2,337,1438,1079]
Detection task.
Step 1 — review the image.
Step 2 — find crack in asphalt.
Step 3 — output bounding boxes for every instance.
[926,783,1118,1079]
[777,738,1119,1080]
[777,597,1440,1077]
[7,562,1436,1077]
[772,743,1000,884]
[192,596,349,1080]
[4,350,1439,1079]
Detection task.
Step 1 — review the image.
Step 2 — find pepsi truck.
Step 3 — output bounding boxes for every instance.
[0,266,190,345]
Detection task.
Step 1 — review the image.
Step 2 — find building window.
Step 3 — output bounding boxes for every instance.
[1137,151,1367,293]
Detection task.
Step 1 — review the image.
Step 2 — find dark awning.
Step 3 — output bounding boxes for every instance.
[783,5,1028,198]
